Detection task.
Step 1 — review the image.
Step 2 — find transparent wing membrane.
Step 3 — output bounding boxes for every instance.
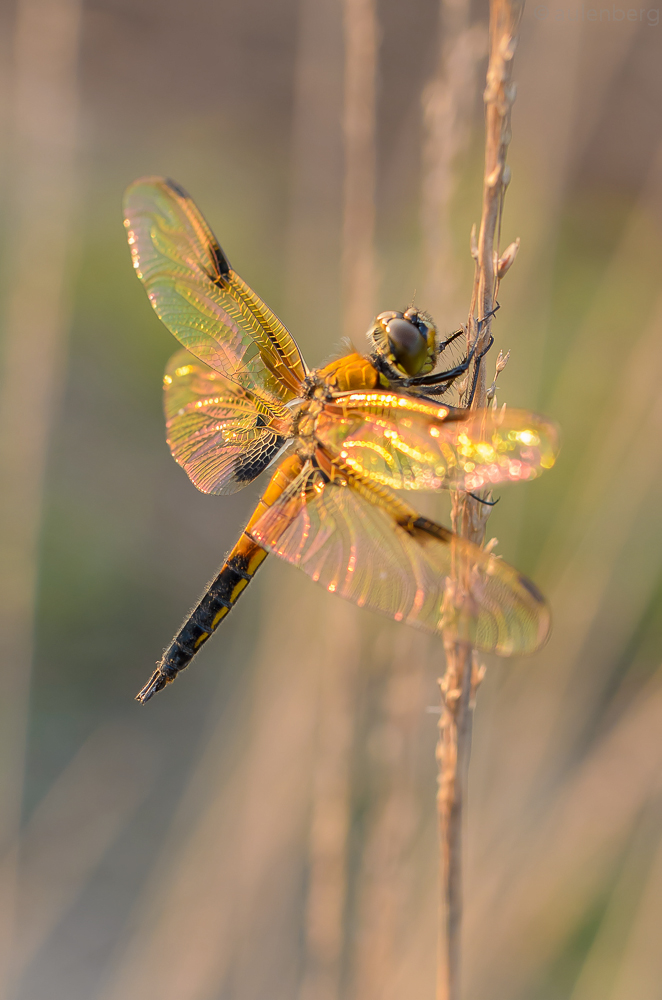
[123,177,307,405]
[316,392,559,492]
[249,465,550,655]
[164,350,293,494]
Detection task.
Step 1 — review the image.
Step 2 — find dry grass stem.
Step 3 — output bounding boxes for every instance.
[298,608,358,1000]
[351,629,429,1000]
[436,1,523,998]
[342,0,377,341]
[285,0,344,345]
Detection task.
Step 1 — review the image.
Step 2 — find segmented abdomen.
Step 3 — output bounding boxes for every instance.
[136,453,303,703]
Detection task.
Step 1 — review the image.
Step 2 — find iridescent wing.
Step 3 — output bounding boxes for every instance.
[315,392,559,492]
[249,464,550,655]
[164,349,294,495]
[123,177,308,405]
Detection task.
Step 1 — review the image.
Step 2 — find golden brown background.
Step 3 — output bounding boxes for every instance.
[1,0,662,998]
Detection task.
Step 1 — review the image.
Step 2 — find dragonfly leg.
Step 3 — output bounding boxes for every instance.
[467,491,499,507]
[463,334,494,406]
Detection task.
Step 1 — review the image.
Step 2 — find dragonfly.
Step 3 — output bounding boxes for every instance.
[123,177,559,703]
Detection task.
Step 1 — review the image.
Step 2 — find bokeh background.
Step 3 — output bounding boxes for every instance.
[1,0,662,998]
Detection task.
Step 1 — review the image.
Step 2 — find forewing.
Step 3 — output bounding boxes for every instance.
[164,350,294,495]
[316,392,559,491]
[123,177,307,403]
[248,467,550,655]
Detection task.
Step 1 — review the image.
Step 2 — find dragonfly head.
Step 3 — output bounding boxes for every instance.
[368,309,438,377]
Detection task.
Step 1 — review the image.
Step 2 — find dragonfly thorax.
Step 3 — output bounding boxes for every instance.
[291,395,326,460]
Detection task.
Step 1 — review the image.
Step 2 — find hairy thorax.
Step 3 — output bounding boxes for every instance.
[293,351,380,460]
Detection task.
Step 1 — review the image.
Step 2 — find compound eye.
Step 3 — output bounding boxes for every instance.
[375,310,400,325]
[385,317,429,376]
[403,307,430,341]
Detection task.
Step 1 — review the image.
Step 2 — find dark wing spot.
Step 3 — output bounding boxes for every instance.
[210,240,231,280]
[518,574,546,605]
[233,435,285,485]
[255,413,267,428]
[165,178,190,199]
[164,178,231,279]
[412,516,453,543]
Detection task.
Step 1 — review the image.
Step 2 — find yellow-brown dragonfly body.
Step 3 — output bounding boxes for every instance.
[123,177,559,702]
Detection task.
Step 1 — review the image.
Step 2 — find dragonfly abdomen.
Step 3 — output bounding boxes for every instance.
[136,535,267,703]
[136,452,304,703]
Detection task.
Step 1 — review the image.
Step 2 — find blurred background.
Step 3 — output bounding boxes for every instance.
[1,0,662,997]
